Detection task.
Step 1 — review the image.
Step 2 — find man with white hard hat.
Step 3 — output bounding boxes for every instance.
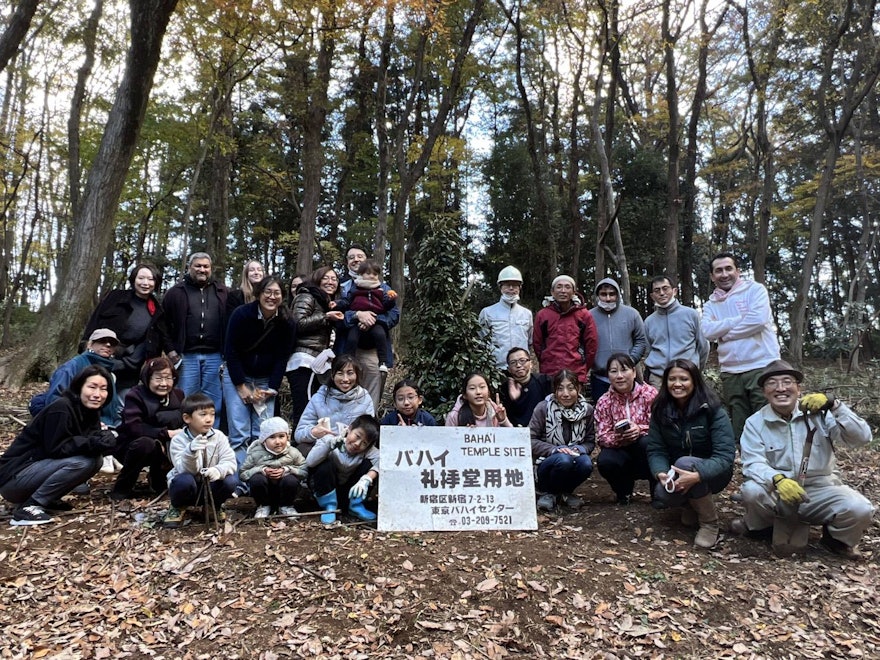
[478,266,533,369]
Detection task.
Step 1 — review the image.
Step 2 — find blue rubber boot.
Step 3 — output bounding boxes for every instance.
[315,490,338,524]
[348,496,377,522]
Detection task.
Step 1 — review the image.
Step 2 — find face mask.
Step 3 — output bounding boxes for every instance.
[597,300,617,312]
[501,293,520,305]
[657,297,676,308]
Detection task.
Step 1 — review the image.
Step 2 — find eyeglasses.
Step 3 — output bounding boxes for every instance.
[508,358,531,367]
[764,377,796,389]
[262,289,283,298]
[652,286,673,294]
[150,375,174,383]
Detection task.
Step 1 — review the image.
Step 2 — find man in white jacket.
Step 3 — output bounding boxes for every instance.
[701,252,780,440]
[478,266,533,369]
[733,360,874,560]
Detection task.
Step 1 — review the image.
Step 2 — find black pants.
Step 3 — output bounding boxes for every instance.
[308,458,373,511]
[596,435,656,499]
[112,436,169,495]
[286,367,322,428]
[247,472,300,507]
[346,324,390,366]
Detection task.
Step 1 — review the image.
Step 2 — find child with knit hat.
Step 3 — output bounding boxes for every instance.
[239,417,307,518]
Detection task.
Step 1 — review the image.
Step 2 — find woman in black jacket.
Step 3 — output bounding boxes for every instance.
[0,365,117,525]
[82,263,173,398]
[284,266,344,426]
[110,357,185,500]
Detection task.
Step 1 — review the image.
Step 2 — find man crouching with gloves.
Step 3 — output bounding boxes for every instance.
[732,359,874,560]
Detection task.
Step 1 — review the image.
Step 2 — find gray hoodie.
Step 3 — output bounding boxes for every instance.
[589,278,647,376]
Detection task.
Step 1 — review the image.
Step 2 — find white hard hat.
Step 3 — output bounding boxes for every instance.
[497,266,523,285]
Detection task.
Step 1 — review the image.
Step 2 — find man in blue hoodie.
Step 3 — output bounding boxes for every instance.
[588,278,646,402]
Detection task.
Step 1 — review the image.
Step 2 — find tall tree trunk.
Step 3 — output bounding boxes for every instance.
[0,0,40,74]
[661,0,682,279]
[67,0,103,221]
[295,4,337,275]
[0,0,179,386]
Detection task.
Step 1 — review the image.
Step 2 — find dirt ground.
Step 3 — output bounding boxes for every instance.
[1,380,880,659]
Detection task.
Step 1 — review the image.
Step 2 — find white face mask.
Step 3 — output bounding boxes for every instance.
[501,292,520,305]
[657,297,676,308]
[597,300,617,312]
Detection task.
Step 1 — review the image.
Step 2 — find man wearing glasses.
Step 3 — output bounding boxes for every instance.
[733,360,873,560]
[498,347,550,427]
[643,275,708,389]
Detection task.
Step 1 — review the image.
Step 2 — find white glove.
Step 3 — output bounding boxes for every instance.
[189,434,209,452]
[200,467,222,482]
[348,475,373,500]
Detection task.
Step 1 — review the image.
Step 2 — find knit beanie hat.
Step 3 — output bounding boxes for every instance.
[259,417,290,443]
[551,275,576,290]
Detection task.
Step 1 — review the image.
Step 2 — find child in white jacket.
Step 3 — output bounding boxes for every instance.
[164,393,239,528]
[240,417,307,519]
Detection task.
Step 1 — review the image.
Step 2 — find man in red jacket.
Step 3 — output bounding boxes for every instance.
[533,275,598,384]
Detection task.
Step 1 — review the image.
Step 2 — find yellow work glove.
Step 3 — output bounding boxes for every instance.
[799,392,834,413]
[773,474,808,505]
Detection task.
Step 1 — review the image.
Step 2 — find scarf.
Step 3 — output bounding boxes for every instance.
[544,395,591,446]
[355,277,382,289]
[710,276,745,303]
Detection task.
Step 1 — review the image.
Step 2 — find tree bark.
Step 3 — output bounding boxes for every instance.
[0,0,40,75]
[0,0,179,386]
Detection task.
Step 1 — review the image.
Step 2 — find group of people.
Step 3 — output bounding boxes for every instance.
[0,249,874,560]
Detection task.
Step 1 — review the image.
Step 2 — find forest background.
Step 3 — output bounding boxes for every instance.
[0,0,878,402]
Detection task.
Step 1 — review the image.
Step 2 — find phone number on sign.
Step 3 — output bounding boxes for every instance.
[458,515,513,526]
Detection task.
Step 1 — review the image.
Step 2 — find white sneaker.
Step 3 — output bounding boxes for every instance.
[254,505,272,519]
[278,505,299,517]
[379,364,389,373]
[100,456,118,474]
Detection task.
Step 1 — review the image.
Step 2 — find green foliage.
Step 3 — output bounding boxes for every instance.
[403,214,500,417]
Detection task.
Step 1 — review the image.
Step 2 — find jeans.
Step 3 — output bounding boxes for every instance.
[222,371,274,467]
[0,455,101,506]
[178,352,224,423]
[651,455,733,507]
[535,450,593,495]
[597,436,655,499]
[248,472,300,507]
[168,471,239,508]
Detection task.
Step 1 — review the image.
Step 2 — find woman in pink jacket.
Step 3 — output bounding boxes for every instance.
[594,353,658,505]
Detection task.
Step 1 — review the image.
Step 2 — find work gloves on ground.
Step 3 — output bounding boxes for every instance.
[773,474,809,505]
[799,392,835,414]
[349,475,373,500]
[189,434,209,453]
[200,466,223,482]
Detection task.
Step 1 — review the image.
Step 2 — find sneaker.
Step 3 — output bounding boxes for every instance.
[278,505,299,517]
[100,456,118,474]
[821,527,864,561]
[559,493,583,509]
[108,490,130,502]
[536,494,556,511]
[163,506,185,529]
[231,483,250,498]
[379,364,389,373]
[254,505,272,519]
[10,504,53,526]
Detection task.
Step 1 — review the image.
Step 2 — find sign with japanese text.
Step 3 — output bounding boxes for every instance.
[378,426,537,531]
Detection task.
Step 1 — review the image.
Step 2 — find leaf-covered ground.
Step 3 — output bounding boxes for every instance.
[2,368,880,660]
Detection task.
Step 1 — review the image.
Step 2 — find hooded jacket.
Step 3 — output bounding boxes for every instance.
[533,294,598,383]
[701,278,779,373]
[589,278,647,375]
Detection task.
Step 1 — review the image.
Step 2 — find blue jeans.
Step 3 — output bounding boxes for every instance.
[222,371,274,467]
[536,450,593,495]
[178,352,223,424]
[0,455,101,506]
[168,471,239,508]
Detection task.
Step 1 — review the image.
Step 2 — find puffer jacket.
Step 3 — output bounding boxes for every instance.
[240,440,308,482]
[294,385,375,455]
[646,403,735,484]
[289,286,334,358]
